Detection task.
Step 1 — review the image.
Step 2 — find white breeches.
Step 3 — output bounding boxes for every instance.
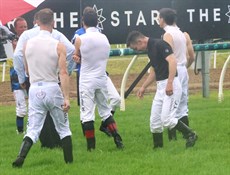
[176,66,189,119]
[150,78,182,133]
[25,82,72,143]
[13,89,27,117]
[107,76,121,111]
[79,77,112,123]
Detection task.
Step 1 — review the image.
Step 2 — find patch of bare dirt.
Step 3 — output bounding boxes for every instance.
[0,68,229,105]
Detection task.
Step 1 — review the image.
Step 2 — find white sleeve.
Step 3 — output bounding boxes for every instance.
[13,32,27,84]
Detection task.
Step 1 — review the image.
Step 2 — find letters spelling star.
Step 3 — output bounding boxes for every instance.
[226,5,230,23]
[93,5,106,31]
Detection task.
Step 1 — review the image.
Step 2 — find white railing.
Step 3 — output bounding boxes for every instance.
[0,58,8,82]
[120,55,138,111]
[218,55,230,103]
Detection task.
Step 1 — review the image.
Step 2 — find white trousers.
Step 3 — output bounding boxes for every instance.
[25,82,72,143]
[107,76,121,111]
[79,77,112,123]
[150,78,182,133]
[176,66,189,119]
[13,89,27,117]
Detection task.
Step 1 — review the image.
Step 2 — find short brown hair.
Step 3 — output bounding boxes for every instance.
[14,17,26,27]
[37,8,54,25]
[159,8,177,25]
[126,31,145,47]
[82,7,98,27]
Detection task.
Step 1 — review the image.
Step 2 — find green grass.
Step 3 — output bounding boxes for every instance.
[0,90,230,175]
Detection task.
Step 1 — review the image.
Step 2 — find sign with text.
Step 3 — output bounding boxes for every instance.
[81,0,172,43]
[5,0,230,43]
[173,0,230,41]
[81,0,230,43]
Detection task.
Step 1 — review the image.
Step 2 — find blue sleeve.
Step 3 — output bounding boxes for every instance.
[71,28,86,43]
[10,67,21,91]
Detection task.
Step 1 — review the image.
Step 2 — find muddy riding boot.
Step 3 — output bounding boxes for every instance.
[153,133,163,149]
[61,136,73,163]
[12,136,33,168]
[83,121,96,151]
[175,120,198,148]
[104,116,124,149]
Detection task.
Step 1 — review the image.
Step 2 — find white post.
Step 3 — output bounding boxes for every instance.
[2,62,6,82]
[120,55,138,111]
[213,50,217,69]
[218,55,230,102]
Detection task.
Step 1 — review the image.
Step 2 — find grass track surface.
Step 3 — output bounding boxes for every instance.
[0,90,229,175]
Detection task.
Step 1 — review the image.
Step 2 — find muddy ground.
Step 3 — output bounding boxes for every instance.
[0,68,229,105]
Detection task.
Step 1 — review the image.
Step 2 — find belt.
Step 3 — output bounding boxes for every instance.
[177,64,186,67]
[31,81,58,87]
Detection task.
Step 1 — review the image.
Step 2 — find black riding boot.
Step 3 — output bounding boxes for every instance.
[99,111,114,137]
[61,136,73,163]
[179,116,189,138]
[180,116,189,126]
[168,127,177,141]
[12,136,33,168]
[111,110,115,116]
[153,133,163,149]
[82,121,95,151]
[39,112,61,148]
[99,121,112,137]
[104,116,123,149]
[175,120,198,148]
[81,121,85,136]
